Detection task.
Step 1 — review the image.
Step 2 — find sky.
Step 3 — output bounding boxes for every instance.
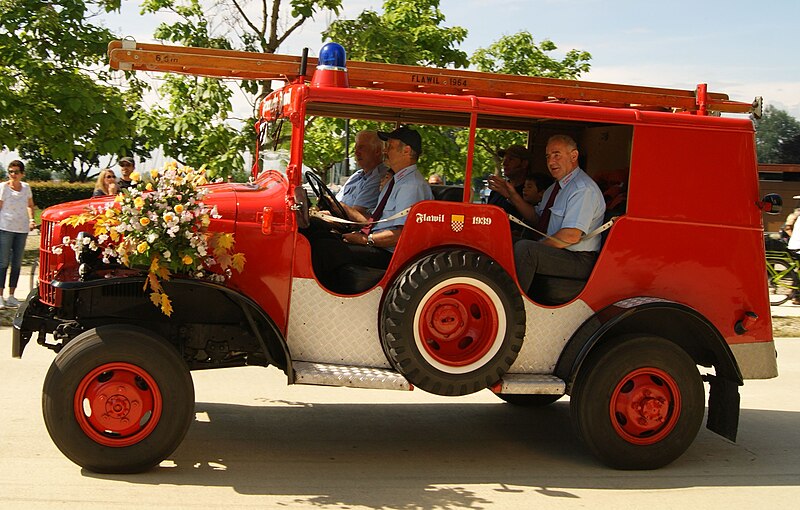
[4,0,800,169]
[97,0,800,115]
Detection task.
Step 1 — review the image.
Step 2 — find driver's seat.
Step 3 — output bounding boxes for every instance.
[337,264,386,294]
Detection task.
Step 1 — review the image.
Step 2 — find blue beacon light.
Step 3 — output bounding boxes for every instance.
[311,42,349,88]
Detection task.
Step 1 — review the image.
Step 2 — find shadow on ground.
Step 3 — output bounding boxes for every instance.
[84,400,800,508]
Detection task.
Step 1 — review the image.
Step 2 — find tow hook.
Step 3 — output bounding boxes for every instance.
[734,311,758,335]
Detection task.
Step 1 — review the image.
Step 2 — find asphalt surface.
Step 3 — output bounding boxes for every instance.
[1,248,799,508]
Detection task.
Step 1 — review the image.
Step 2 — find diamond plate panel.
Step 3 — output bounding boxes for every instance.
[509,299,594,374]
[498,373,565,394]
[287,278,391,368]
[615,296,672,308]
[294,361,411,390]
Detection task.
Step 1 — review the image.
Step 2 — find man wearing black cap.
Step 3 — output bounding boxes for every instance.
[312,125,432,291]
[487,144,532,236]
[117,157,135,191]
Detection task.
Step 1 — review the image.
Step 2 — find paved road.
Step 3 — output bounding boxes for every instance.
[2,335,800,507]
[2,263,799,508]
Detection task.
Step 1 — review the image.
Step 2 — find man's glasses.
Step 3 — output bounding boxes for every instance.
[120,163,132,167]
[105,175,116,179]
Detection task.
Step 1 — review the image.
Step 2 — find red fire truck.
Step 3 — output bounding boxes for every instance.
[12,40,780,473]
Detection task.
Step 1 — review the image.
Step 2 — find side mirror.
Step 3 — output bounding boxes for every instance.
[759,193,783,215]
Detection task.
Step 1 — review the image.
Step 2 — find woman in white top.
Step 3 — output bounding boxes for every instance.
[0,160,36,308]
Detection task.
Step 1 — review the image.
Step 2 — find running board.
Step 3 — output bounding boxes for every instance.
[493,374,566,395]
[293,362,413,391]
[293,362,566,395]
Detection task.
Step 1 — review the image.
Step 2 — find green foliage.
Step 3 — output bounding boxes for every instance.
[136,0,343,179]
[756,105,800,163]
[324,0,468,68]
[0,0,141,182]
[29,181,95,210]
[471,31,591,79]
[469,31,592,177]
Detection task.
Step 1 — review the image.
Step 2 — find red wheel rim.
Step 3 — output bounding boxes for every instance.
[418,282,500,368]
[73,362,163,447]
[609,367,681,445]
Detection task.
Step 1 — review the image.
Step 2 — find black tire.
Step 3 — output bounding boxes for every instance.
[570,335,704,470]
[766,257,796,306]
[42,326,195,473]
[496,393,562,406]
[381,250,525,396]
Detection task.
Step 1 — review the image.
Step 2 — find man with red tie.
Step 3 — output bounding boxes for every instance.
[513,134,605,296]
[312,126,432,290]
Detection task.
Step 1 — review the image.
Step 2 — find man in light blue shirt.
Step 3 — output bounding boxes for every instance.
[514,135,605,296]
[336,130,388,217]
[312,126,432,291]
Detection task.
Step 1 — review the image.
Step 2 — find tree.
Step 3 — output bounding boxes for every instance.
[755,105,800,163]
[780,133,800,164]
[323,0,468,68]
[137,0,342,180]
[302,0,469,182]
[468,31,592,177]
[0,0,141,181]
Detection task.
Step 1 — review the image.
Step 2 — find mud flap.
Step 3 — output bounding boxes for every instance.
[705,374,740,442]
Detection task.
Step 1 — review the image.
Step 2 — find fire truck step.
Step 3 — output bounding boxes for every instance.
[495,374,566,395]
[293,361,412,391]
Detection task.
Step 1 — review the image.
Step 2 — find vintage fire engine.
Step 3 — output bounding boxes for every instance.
[12,39,780,473]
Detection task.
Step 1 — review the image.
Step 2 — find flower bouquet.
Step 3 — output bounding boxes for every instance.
[59,162,245,315]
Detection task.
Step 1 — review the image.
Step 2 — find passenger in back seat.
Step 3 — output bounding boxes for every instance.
[513,135,605,296]
[487,144,532,238]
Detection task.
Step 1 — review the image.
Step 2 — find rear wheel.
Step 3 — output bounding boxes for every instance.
[570,335,703,469]
[381,250,525,396]
[767,256,797,306]
[42,326,194,473]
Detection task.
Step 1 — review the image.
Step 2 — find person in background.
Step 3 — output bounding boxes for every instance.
[117,157,135,191]
[0,160,36,308]
[428,173,444,185]
[93,168,119,196]
[781,195,800,242]
[487,144,532,236]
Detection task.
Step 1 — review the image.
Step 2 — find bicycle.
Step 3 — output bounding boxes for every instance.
[765,235,800,306]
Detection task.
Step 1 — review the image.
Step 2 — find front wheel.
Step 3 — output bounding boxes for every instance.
[42,326,195,473]
[570,335,704,470]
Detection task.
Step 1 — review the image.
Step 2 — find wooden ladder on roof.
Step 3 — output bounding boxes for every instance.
[108,40,762,117]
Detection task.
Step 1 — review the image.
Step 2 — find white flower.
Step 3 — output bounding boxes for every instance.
[52,246,63,255]
[163,250,171,260]
[62,236,71,244]
[98,234,109,244]
[82,237,91,245]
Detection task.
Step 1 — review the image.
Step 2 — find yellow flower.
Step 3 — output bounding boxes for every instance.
[131,171,141,182]
[105,209,116,218]
[150,169,159,179]
[164,213,174,223]
[139,217,151,226]
[174,204,184,214]
[133,196,145,209]
[200,215,210,227]
[146,183,153,191]
[137,242,149,254]
[182,255,193,265]
[114,194,124,203]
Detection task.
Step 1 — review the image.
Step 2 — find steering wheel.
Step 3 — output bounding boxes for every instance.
[304,171,349,221]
